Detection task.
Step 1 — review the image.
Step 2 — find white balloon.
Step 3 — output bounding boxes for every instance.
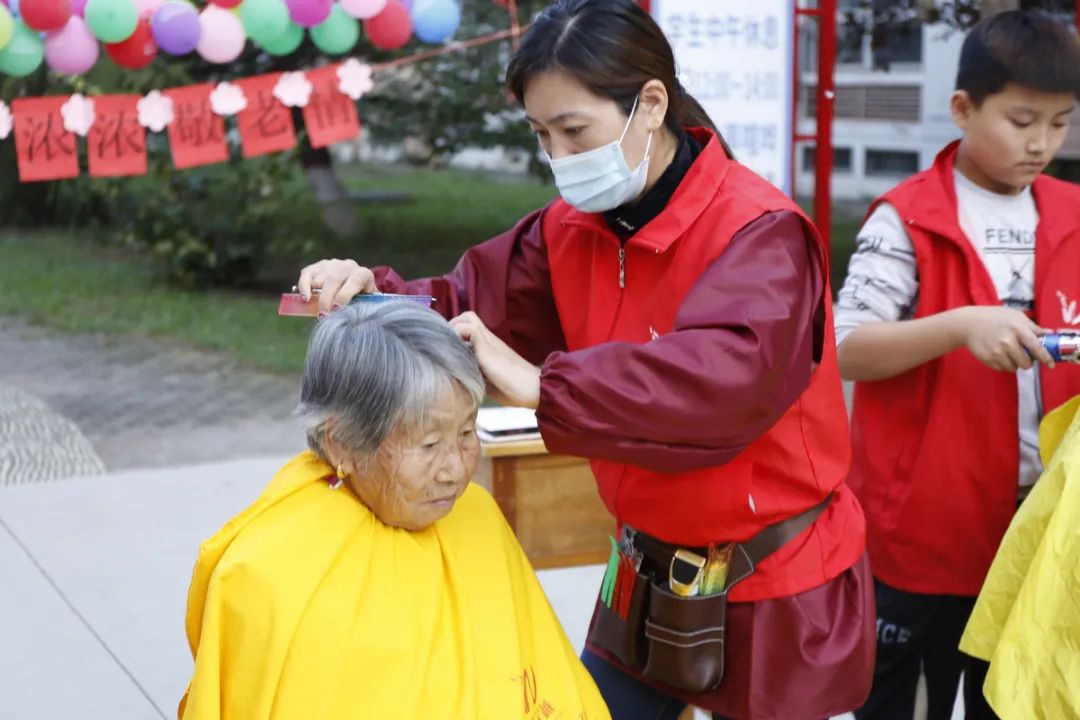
[340,0,386,21]
[195,4,244,64]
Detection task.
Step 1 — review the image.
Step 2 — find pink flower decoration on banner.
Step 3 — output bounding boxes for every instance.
[273,70,313,108]
[209,80,247,116]
[137,89,174,131]
[61,93,95,136]
[337,58,374,100]
[0,101,11,140]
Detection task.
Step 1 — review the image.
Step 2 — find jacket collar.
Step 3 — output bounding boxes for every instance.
[909,140,1078,256]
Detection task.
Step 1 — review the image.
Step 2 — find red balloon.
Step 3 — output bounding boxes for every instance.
[364,0,412,50]
[105,18,157,68]
[21,0,73,31]
[208,0,242,7]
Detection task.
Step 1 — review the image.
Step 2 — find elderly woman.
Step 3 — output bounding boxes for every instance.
[179,302,609,719]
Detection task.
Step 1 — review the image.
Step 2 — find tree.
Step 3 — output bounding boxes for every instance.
[836,0,1076,63]
[359,0,546,175]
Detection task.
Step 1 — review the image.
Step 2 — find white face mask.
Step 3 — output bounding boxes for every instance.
[544,96,653,213]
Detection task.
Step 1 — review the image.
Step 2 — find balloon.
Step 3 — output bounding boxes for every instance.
[150,0,197,55]
[20,0,71,31]
[70,0,86,15]
[284,0,328,28]
[0,19,43,75]
[207,0,240,7]
[0,5,13,48]
[240,0,287,46]
[195,4,243,63]
[364,0,409,50]
[8,0,17,18]
[44,15,98,73]
[255,18,299,54]
[84,0,136,42]
[410,0,455,43]
[131,0,159,18]
[340,0,383,20]
[310,3,355,54]
[104,14,153,66]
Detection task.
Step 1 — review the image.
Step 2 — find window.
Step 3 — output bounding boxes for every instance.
[802,146,854,173]
[865,149,919,177]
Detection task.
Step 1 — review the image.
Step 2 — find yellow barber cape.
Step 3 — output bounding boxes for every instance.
[179,451,609,720]
[960,396,1080,719]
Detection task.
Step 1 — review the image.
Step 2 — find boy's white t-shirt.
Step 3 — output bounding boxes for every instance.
[835,169,1042,487]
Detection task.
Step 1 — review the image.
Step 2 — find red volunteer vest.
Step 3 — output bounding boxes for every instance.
[543,128,864,602]
[849,141,1080,596]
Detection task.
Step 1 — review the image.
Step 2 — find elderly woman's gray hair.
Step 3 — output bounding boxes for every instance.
[297,301,484,461]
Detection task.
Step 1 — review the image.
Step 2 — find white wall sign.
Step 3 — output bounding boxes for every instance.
[653,0,795,194]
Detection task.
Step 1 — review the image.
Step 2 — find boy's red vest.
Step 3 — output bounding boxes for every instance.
[543,128,864,602]
[849,141,1080,596]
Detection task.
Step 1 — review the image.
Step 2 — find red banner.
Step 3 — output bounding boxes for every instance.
[234,74,297,159]
[303,65,361,149]
[12,97,80,183]
[164,84,229,170]
[87,95,147,178]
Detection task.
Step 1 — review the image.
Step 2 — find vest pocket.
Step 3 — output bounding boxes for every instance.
[641,583,727,692]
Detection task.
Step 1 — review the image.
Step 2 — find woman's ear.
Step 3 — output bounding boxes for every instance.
[321,421,352,477]
[639,79,669,131]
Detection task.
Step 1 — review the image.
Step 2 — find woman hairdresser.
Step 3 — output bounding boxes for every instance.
[296,1,873,717]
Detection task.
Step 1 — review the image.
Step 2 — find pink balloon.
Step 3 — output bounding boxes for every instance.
[132,0,160,18]
[44,15,99,74]
[70,0,87,14]
[340,0,384,20]
[284,0,329,27]
[195,4,244,63]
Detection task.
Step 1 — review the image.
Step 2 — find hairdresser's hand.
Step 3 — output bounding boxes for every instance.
[956,306,1054,371]
[450,312,541,409]
[296,259,379,315]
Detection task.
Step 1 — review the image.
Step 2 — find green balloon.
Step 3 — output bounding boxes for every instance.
[0,20,44,77]
[84,0,138,44]
[0,5,14,52]
[310,5,357,56]
[258,21,303,56]
[242,0,290,47]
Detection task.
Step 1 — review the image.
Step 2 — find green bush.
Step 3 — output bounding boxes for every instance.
[104,151,323,288]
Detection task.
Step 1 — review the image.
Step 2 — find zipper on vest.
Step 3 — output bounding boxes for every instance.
[618,247,626,288]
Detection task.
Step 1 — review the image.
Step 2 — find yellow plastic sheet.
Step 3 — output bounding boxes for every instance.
[960,396,1080,719]
[179,451,609,720]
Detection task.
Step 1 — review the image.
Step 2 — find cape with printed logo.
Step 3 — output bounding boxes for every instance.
[960,395,1080,718]
[178,451,610,720]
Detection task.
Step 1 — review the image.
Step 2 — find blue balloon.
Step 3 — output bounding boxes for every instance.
[8,0,18,19]
[411,0,459,44]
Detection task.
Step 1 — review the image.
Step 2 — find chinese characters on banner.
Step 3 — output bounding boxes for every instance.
[9,70,364,182]
[164,84,230,170]
[12,97,80,183]
[88,95,148,178]
[303,65,362,149]
[652,0,794,193]
[234,74,298,159]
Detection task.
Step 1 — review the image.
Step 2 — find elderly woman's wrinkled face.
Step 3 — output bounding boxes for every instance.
[348,381,480,531]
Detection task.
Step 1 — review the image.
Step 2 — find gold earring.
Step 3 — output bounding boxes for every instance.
[329,462,345,490]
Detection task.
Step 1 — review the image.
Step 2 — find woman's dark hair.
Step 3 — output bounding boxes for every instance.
[956,10,1080,106]
[506,0,732,156]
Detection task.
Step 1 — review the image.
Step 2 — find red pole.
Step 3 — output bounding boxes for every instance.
[814,0,836,250]
[791,4,802,198]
